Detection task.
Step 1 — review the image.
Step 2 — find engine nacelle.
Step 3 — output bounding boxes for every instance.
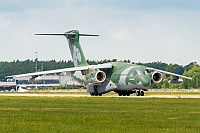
[151,72,162,84]
[168,79,183,84]
[28,76,42,83]
[85,70,106,83]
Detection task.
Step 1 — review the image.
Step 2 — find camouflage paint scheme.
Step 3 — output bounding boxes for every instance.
[63,30,149,95]
[62,30,190,96]
[7,30,192,96]
[65,30,88,67]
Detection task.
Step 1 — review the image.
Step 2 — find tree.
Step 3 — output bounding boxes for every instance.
[182,64,200,89]
[166,63,175,73]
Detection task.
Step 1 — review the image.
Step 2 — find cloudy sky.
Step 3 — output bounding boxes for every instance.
[0,0,199,65]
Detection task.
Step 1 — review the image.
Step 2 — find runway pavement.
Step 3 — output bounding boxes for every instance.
[0,93,199,98]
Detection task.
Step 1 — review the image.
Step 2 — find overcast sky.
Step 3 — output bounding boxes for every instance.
[0,0,199,65]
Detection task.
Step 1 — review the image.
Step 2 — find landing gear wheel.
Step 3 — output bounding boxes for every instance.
[141,91,144,96]
[136,90,141,96]
[122,93,126,96]
[117,91,131,96]
[90,92,95,96]
[118,93,122,96]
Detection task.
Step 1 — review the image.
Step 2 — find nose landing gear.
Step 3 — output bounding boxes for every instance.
[136,90,144,96]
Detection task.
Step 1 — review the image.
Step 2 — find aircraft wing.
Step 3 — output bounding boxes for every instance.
[145,67,192,80]
[6,63,113,78]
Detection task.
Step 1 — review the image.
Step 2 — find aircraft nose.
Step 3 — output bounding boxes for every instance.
[141,76,151,87]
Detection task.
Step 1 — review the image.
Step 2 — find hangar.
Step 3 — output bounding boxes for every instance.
[3,74,82,91]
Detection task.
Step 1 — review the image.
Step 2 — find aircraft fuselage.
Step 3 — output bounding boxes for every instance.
[85,62,153,96]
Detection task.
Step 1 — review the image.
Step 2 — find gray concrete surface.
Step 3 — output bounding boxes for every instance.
[0,93,199,98]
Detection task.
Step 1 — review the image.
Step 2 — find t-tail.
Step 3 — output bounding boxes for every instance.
[35,30,99,67]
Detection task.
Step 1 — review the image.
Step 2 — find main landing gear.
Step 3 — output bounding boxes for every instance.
[90,85,102,96]
[116,90,133,96]
[116,90,145,96]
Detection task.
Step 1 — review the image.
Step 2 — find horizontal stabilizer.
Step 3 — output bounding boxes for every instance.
[35,33,71,36]
[35,33,99,36]
[79,34,99,36]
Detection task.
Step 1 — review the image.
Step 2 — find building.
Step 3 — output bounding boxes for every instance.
[3,74,83,91]
[0,82,15,91]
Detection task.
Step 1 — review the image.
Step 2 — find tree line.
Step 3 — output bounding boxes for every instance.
[0,59,199,89]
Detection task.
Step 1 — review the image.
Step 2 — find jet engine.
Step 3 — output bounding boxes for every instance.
[28,76,42,83]
[85,70,106,83]
[168,79,183,84]
[151,72,162,84]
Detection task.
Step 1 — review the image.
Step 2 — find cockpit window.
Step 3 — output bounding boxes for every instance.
[130,70,147,76]
[131,71,138,76]
[137,70,144,75]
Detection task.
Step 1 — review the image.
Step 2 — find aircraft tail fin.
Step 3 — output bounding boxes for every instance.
[35,30,99,67]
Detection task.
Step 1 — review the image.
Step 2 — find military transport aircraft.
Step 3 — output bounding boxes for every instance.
[7,30,192,96]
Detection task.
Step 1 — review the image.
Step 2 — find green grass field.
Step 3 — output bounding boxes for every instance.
[0,97,199,133]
